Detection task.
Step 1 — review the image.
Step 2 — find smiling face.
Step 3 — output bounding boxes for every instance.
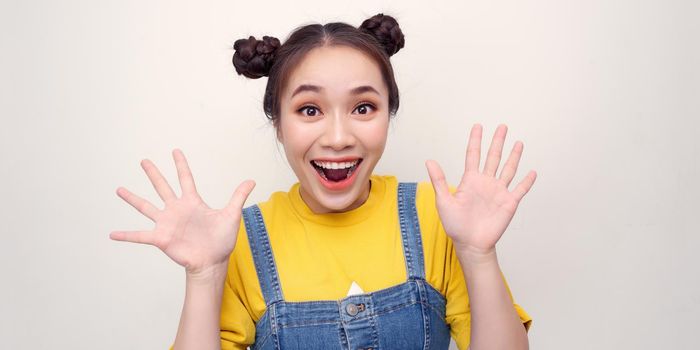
[277,45,390,214]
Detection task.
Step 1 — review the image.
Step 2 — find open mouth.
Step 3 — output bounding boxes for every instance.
[310,158,363,182]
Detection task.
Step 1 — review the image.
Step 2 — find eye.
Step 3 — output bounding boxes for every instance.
[353,103,376,115]
[297,105,321,117]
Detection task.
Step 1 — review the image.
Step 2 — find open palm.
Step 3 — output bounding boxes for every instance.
[110,149,255,274]
[426,124,537,254]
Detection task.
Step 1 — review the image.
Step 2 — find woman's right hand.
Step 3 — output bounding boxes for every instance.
[110,149,256,276]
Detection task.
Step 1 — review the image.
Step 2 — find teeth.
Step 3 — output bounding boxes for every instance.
[313,160,359,169]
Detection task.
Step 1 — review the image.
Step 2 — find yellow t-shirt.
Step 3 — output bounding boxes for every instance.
[170,174,531,350]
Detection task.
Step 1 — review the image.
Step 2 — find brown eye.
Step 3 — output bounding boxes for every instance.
[353,103,375,115]
[298,106,320,117]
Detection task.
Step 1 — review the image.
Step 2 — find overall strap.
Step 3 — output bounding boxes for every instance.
[397,182,426,280]
[242,205,284,305]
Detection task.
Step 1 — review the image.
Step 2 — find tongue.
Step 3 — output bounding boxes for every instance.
[323,168,350,182]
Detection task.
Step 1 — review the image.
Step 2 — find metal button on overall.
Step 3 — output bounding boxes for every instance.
[346,303,358,316]
[346,303,365,316]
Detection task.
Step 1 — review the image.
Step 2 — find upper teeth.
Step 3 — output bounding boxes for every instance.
[313,160,358,169]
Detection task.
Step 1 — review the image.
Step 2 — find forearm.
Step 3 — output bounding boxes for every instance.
[457,248,528,350]
[172,263,228,350]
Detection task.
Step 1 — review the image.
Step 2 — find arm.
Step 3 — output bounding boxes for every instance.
[109,149,255,350]
[172,263,228,350]
[456,248,528,350]
[426,123,536,350]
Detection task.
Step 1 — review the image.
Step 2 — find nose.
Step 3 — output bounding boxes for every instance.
[319,110,356,151]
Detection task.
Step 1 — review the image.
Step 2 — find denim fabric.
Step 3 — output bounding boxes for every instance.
[242,182,451,350]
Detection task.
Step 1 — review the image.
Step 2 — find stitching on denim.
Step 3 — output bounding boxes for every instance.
[368,312,380,348]
[271,299,446,337]
[407,183,426,279]
[340,321,350,350]
[280,320,341,328]
[282,299,419,325]
[253,206,284,303]
[270,302,281,349]
[425,281,447,307]
[399,182,428,281]
[276,300,340,306]
[251,310,271,350]
[408,183,427,280]
[421,282,448,320]
[253,330,270,350]
[269,302,277,334]
[373,310,383,348]
[267,285,446,326]
[424,281,447,305]
[417,280,431,350]
[421,299,446,320]
[398,183,414,279]
[244,206,273,307]
[355,299,420,321]
[400,182,414,278]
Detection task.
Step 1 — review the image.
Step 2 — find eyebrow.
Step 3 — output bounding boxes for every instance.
[290,84,380,98]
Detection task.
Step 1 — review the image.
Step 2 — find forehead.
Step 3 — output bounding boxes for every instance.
[282,45,387,98]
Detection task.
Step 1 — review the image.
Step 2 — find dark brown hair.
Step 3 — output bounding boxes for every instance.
[232,13,405,129]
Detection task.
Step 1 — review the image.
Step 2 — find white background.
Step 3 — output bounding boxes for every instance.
[1,0,698,349]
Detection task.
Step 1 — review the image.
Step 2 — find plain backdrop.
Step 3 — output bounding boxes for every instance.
[1,0,698,349]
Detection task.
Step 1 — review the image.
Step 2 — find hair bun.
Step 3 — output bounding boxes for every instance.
[359,13,405,57]
[232,35,281,79]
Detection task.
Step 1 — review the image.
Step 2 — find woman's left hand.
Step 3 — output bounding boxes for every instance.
[425,124,537,256]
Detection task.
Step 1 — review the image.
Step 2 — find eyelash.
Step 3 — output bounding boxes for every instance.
[297,103,376,117]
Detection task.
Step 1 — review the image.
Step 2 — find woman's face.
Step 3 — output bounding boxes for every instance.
[278,45,390,214]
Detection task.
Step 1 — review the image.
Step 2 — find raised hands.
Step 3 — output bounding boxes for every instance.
[425,124,536,256]
[110,149,255,275]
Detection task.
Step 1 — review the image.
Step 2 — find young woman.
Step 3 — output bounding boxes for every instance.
[111,13,536,350]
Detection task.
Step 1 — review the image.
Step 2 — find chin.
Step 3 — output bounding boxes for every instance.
[321,193,361,212]
[310,180,366,212]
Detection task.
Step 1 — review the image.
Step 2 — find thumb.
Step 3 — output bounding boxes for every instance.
[224,179,256,218]
[425,160,450,200]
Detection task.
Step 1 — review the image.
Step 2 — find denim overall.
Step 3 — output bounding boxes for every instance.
[241,182,451,350]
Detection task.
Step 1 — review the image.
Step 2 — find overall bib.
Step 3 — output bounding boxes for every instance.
[241,182,452,350]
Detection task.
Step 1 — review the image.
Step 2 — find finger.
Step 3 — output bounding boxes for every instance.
[464,124,483,174]
[498,141,523,188]
[224,180,256,218]
[109,230,156,245]
[116,187,159,221]
[141,159,178,202]
[173,149,199,198]
[425,160,450,200]
[483,124,507,177]
[511,170,537,203]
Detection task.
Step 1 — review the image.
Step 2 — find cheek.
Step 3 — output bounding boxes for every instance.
[362,118,389,151]
[280,121,314,159]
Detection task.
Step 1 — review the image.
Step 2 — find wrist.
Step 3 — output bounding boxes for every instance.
[455,245,499,269]
[185,262,229,284]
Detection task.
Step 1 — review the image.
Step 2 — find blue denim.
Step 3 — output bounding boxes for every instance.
[241,182,451,350]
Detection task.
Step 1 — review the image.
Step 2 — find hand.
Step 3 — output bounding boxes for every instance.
[425,124,536,256]
[110,149,255,275]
